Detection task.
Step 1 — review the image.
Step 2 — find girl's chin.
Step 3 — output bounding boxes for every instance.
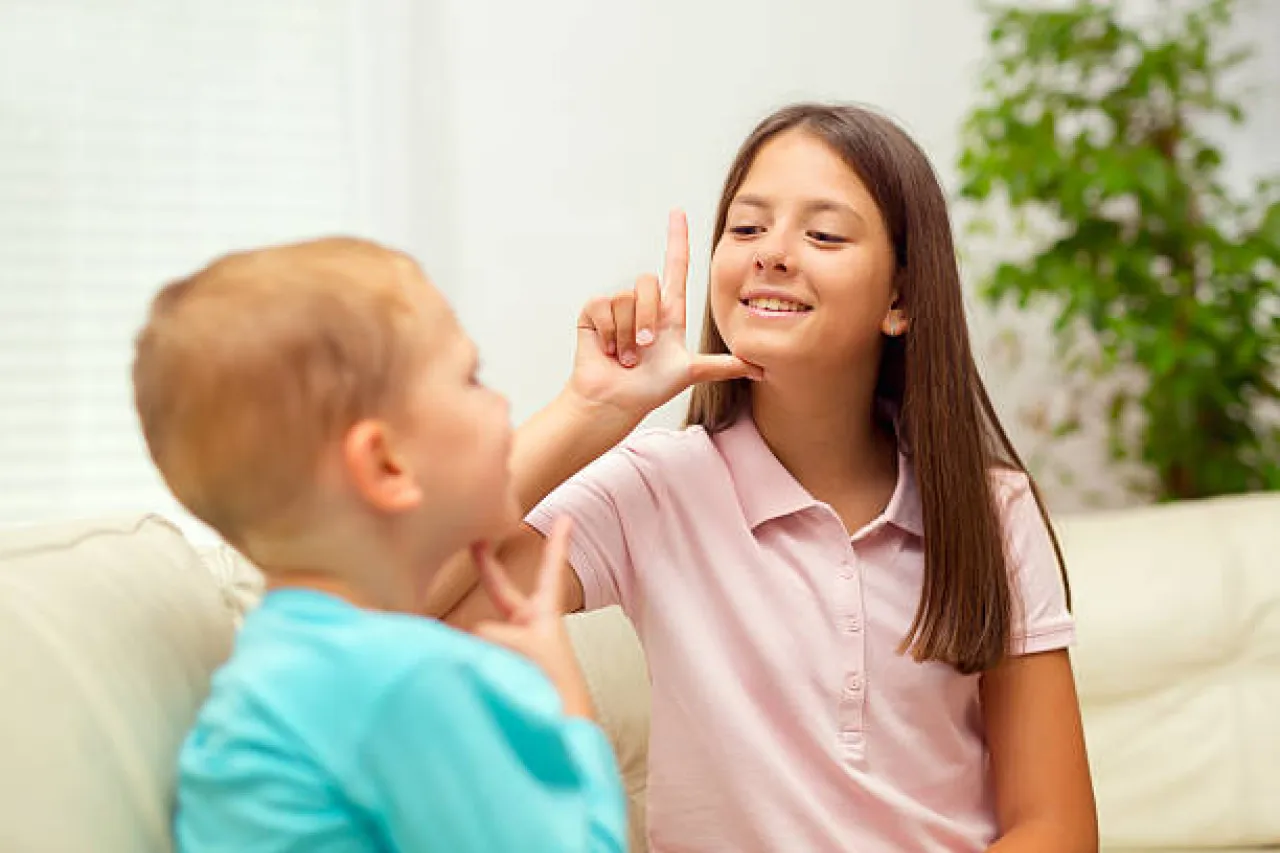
[723,337,795,371]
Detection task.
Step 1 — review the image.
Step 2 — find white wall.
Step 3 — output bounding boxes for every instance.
[437,0,994,429]
[436,0,1280,510]
[0,0,1275,536]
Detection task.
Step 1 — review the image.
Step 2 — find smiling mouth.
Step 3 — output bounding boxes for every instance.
[741,296,813,314]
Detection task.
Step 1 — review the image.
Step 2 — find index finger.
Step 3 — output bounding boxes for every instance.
[472,542,525,620]
[533,517,573,615]
[662,208,689,327]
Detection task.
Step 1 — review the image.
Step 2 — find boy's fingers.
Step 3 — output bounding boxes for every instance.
[534,517,573,615]
[472,542,524,620]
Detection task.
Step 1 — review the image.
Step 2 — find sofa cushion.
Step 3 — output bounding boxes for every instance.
[0,514,234,853]
[1060,492,1280,849]
[566,606,651,853]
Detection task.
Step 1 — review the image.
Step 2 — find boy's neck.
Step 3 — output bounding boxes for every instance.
[246,523,439,615]
[266,572,382,610]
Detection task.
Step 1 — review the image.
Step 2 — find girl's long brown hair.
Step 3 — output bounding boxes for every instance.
[686,103,1068,674]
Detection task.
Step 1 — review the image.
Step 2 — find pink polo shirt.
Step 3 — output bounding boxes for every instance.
[527,415,1074,852]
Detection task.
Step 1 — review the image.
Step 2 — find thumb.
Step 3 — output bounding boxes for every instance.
[688,353,764,384]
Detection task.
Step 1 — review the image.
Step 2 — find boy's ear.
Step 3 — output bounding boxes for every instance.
[342,419,423,513]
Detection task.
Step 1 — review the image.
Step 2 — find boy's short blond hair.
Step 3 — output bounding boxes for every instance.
[133,237,420,545]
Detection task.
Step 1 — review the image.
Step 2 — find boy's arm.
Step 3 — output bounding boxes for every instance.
[363,656,627,852]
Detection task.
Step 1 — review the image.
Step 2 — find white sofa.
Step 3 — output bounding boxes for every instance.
[1,493,1278,852]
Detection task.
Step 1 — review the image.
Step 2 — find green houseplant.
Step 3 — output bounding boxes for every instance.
[958,0,1280,502]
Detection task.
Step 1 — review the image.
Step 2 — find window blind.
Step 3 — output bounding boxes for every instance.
[0,0,386,543]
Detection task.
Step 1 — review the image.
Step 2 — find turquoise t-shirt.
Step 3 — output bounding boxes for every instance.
[175,589,626,852]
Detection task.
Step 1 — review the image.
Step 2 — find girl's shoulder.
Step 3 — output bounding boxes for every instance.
[987,466,1057,539]
[989,465,1035,504]
[615,423,718,468]
[592,423,736,502]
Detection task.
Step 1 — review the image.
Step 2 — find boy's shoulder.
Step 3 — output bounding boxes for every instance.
[180,593,566,836]
[228,591,552,714]
[349,607,552,697]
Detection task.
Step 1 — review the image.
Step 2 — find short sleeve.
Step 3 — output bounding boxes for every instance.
[359,653,627,853]
[997,472,1076,656]
[526,434,664,615]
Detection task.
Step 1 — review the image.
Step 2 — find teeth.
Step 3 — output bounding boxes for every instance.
[747,297,808,312]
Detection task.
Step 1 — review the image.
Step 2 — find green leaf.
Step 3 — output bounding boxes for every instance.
[1052,416,1083,438]
[1193,146,1223,171]
[966,215,997,237]
[1214,45,1254,73]
[1137,154,1174,205]
[1106,393,1128,428]
[1258,201,1280,251]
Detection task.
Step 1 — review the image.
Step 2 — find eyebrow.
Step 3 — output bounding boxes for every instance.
[730,194,868,228]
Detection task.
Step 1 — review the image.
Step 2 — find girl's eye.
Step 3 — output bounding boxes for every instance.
[728,225,763,237]
[808,231,847,244]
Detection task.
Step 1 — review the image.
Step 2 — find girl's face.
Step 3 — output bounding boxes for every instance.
[709,129,900,375]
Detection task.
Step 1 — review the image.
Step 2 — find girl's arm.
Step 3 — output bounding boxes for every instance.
[428,387,638,628]
[421,210,759,627]
[981,649,1099,852]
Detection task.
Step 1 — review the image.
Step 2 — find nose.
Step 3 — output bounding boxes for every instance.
[753,249,791,275]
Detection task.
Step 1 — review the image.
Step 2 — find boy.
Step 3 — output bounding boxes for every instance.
[133,237,626,851]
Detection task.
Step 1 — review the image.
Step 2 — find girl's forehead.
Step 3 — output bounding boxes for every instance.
[740,131,869,198]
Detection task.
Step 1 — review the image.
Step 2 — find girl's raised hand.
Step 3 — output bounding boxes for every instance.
[569,210,761,419]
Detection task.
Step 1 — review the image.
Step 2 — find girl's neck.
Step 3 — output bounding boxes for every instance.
[750,369,898,518]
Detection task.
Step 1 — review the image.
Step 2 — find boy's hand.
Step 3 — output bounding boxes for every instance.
[471,518,596,719]
[568,209,762,420]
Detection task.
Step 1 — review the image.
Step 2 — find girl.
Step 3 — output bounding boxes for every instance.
[430,102,1097,852]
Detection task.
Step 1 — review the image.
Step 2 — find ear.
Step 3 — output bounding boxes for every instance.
[341,419,423,513]
[881,291,909,337]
